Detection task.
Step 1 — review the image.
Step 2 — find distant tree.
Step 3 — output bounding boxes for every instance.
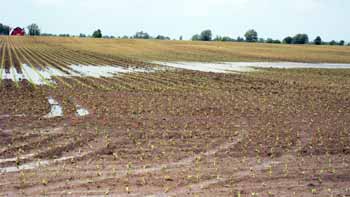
[222,36,234,42]
[191,34,201,41]
[134,31,150,39]
[59,34,70,37]
[79,33,86,38]
[122,35,129,39]
[41,33,56,37]
[236,36,245,42]
[314,36,322,45]
[258,38,265,43]
[329,40,337,45]
[155,35,170,40]
[213,36,222,41]
[283,36,293,44]
[106,35,115,39]
[179,36,183,40]
[266,38,281,44]
[266,38,274,43]
[292,34,309,44]
[339,40,345,46]
[200,29,212,41]
[27,23,40,36]
[244,29,258,42]
[92,29,102,38]
[213,36,234,42]
[0,23,10,35]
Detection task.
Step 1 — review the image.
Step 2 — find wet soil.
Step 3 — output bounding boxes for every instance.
[0,67,350,196]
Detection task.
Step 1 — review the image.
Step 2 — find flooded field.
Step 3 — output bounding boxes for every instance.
[0,64,152,86]
[0,36,350,196]
[3,61,350,86]
[154,61,254,73]
[154,61,350,73]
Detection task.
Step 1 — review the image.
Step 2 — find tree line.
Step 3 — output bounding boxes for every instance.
[0,23,11,35]
[1,22,348,46]
[42,30,173,40]
[191,29,348,46]
[0,23,41,36]
[1,23,177,40]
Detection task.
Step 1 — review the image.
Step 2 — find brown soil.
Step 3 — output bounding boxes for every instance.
[0,37,350,196]
[1,68,350,197]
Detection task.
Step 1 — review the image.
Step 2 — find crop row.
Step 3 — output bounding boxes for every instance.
[0,37,233,91]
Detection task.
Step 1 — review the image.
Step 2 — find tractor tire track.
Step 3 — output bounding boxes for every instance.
[23,128,247,195]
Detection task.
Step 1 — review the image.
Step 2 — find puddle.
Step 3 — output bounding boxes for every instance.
[75,105,89,117]
[241,62,350,69]
[69,65,131,78]
[153,62,253,73]
[153,61,350,73]
[0,114,25,118]
[44,97,63,118]
[44,98,89,118]
[1,64,151,85]
[0,155,77,173]
[3,67,23,81]
[21,64,58,85]
[2,62,349,84]
[0,154,35,164]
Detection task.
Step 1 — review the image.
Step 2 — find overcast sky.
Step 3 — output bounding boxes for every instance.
[1,0,349,41]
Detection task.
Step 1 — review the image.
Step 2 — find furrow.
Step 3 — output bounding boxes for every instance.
[20,44,73,89]
[29,46,95,89]
[14,44,54,87]
[0,41,5,83]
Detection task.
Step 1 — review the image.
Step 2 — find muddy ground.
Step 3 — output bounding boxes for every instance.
[0,66,350,196]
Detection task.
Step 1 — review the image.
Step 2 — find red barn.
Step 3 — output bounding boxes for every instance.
[10,27,25,36]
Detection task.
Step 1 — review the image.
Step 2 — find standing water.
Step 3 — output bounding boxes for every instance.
[44,97,63,118]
